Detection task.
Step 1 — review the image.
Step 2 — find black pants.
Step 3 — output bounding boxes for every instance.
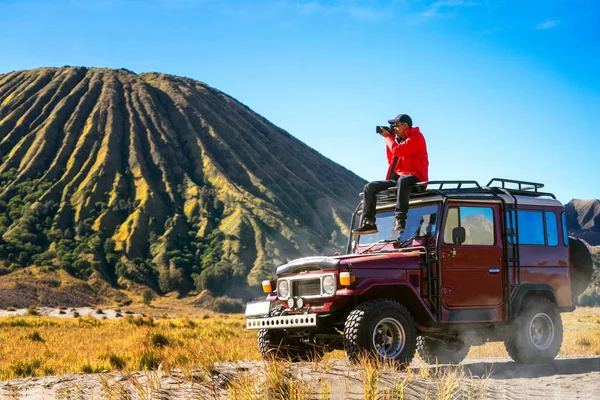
[362,175,419,223]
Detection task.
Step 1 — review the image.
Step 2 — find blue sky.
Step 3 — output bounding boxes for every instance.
[0,0,599,203]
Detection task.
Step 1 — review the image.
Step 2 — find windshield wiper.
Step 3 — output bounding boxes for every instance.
[359,239,397,253]
[397,236,416,248]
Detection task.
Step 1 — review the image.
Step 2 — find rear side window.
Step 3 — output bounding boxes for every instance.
[514,211,545,245]
[444,206,495,245]
[507,210,561,246]
[545,212,558,246]
[562,212,569,246]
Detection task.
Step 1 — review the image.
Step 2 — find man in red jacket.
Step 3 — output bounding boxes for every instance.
[353,114,429,235]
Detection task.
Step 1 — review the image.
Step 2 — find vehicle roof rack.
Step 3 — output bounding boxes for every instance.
[363,178,556,203]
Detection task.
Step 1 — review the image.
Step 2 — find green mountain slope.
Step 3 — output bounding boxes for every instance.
[0,67,365,302]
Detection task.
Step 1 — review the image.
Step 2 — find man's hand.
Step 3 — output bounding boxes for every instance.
[378,127,391,136]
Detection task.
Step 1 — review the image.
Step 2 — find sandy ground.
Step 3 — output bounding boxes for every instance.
[1,356,599,399]
[0,307,140,320]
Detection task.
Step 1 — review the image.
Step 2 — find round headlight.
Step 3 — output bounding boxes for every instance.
[296,297,305,308]
[278,280,289,298]
[323,275,335,295]
[287,297,295,309]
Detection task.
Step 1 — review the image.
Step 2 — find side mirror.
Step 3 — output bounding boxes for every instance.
[452,226,466,246]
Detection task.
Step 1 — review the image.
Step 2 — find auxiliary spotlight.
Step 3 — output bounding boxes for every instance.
[287,297,295,309]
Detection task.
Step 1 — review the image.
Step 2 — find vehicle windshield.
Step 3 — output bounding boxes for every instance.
[356,204,439,246]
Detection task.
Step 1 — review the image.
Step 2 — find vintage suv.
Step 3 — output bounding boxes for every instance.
[245,179,594,365]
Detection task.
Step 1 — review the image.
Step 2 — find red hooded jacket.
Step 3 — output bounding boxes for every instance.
[384,127,429,183]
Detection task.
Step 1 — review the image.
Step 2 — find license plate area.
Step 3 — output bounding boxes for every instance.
[244,300,272,317]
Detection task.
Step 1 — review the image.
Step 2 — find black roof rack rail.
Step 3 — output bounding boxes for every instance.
[487,178,543,192]
[486,178,556,199]
[415,180,482,190]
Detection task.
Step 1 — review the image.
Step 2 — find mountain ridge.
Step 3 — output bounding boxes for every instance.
[565,199,600,247]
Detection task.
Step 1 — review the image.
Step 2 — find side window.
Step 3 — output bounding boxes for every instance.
[516,211,545,245]
[562,212,569,246]
[444,208,459,242]
[444,206,494,245]
[546,212,558,246]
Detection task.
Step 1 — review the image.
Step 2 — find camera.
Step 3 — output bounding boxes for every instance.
[376,125,392,134]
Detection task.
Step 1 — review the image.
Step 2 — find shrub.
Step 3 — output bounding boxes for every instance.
[195,261,245,296]
[149,332,170,348]
[80,361,104,374]
[142,289,154,306]
[26,306,39,316]
[104,238,116,253]
[10,359,41,377]
[24,330,44,342]
[124,316,155,327]
[208,297,244,314]
[138,349,161,370]
[108,353,126,370]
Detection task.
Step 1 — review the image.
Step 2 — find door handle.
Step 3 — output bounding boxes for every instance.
[489,268,500,273]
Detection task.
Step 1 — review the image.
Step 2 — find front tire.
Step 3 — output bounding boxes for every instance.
[257,306,324,362]
[416,336,471,365]
[504,297,563,364]
[343,299,417,365]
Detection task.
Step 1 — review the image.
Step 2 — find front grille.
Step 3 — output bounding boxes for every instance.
[292,279,321,297]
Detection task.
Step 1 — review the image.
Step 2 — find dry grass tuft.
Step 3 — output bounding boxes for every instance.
[23,330,44,342]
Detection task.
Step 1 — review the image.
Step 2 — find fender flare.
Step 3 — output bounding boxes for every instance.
[511,283,558,316]
[337,280,436,324]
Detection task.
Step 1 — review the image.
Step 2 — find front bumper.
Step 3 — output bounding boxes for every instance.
[246,313,318,330]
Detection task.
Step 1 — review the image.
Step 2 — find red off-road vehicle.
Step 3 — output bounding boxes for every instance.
[245,179,594,365]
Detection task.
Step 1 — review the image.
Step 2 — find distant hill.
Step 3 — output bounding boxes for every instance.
[0,67,366,306]
[566,199,600,305]
[565,199,600,246]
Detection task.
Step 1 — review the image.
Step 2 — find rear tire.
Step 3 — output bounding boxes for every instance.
[343,299,417,365]
[504,297,563,364]
[416,336,471,365]
[257,306,324,362]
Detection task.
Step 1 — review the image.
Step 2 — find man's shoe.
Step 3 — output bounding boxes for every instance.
[352,223,378,235]
[394,218,406,233]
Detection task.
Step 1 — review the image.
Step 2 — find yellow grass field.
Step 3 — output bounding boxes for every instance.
[0,307,598,382]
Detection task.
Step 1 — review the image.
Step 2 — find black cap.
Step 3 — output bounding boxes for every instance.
[388,114,413,127]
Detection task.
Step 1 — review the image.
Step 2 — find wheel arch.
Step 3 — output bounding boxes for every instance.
[357,284,436,326]
[511,284,557,316]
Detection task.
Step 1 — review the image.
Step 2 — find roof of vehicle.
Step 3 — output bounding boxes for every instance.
[368,178,564,211]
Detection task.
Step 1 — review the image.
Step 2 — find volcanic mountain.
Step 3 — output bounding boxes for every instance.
[566,199,600,247]
[0,67,365,302]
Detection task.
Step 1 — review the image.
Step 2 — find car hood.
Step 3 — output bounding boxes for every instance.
[275,251,421,275]
[275,256,340,275]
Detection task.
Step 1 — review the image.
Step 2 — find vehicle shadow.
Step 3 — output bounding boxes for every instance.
[459,357,600,379]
